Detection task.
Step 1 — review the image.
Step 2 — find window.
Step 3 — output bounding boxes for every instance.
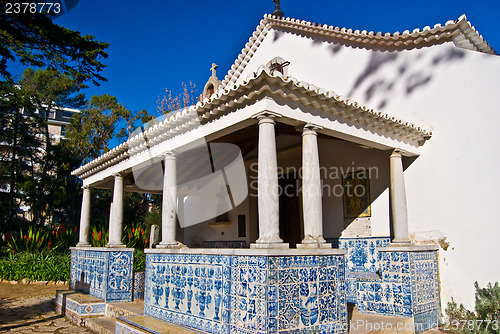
[62,111,73,119]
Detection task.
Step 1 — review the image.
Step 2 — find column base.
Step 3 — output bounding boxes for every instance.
[297,243,332,249]
[250,243,289,249]
[106,243,126,248]
[76,242,91,247]
[300,235,327,244]
[156,241,186,249]
[391,238,412,244]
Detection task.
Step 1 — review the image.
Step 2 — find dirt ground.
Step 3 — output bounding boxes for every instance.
[0,282,91,333]
[0,282,61,300]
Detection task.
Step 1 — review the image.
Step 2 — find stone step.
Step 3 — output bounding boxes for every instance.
[85,299,144,334]
[86,316,115,334]
[116,315,199,334]
[349,305,444,334]
[105,299,144,318]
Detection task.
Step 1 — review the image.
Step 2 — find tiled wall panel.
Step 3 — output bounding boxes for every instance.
[337,237,390,303]
[356,249,441,333]
[70,249,134,303]
[144,253,347,333]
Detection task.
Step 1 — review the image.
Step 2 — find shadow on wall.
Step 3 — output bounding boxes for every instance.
[272,26,468,112]
[347,47,466,110]
[74,272,91,293]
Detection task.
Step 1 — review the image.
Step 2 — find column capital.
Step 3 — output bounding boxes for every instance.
[112,173,124,180]
[81,185,92,190]
[302,123,323,136]
[161,151,176,160]
[390,148,406,158]
[252,111,282,124]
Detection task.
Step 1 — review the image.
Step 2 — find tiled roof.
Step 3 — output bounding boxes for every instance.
[72,68,431,179]
[221,14,496,90]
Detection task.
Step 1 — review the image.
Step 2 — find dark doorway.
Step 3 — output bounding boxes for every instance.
[279,174,302,247]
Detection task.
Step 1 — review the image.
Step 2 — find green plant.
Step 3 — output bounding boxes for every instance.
[123,223,148,250]
[48,224,79,252]
[90,224,108,247]
[0,251,70,281]
[444,282,500,334]
[6,226,49,253]
[5,224,78,254]
[133,249,146,272]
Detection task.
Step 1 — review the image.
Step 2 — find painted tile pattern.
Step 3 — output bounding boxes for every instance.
[356,250,441,333]
[144,253,347,333]
[134,271,146,300]
[230,256,268,334]
[107,251,134,302]
[338,237,390,273]
[55,290,105,327]
[268,255,347,334]
[144,254,231,334]
[70,249,134,302]
[337,237,390,303]
[70,250,108,299]
[410,252,441,333]
[357,251,413,317]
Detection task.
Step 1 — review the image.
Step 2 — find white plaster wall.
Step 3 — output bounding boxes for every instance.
[318,139,390,239]
[182,198,249,247]
[236,28,500,308]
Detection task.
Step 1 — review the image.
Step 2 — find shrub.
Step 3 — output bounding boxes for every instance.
[5,224,78,254]
[0,251,70,281]
[133,249,146,272]
[50,224,79,251]
[444,282,500,334]
[6,226,49,253]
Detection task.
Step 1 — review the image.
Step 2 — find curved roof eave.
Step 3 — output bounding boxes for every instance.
[221,14,496,91]
[72,68,431,179]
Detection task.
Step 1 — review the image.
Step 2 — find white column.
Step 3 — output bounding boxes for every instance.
[77,186,91,247]
[298,124,330,249]
[251,112,287,249]
[390,149,411,243]
[157,152,180,248]
[107,174,125,247]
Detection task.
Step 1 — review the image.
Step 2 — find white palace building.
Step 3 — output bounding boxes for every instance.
[56,8,499,334]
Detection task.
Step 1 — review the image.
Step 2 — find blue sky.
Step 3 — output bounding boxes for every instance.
[50,0,499,118]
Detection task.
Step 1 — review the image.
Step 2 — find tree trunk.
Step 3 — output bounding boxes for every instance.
[7,112,19,232]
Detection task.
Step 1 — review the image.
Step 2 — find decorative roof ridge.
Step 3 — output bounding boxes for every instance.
[454,14,496,55]
[73,68,431,178]
[220,14,496,90]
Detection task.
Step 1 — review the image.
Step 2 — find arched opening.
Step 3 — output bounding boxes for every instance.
[206,84,214,98]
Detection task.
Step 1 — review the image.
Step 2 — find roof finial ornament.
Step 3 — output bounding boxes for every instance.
[272,0,284,17]
[210,63,218,78]
[201,62,221,101]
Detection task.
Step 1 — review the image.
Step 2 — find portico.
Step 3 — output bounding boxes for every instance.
[67,65,436,333]
[74,68,425,253]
